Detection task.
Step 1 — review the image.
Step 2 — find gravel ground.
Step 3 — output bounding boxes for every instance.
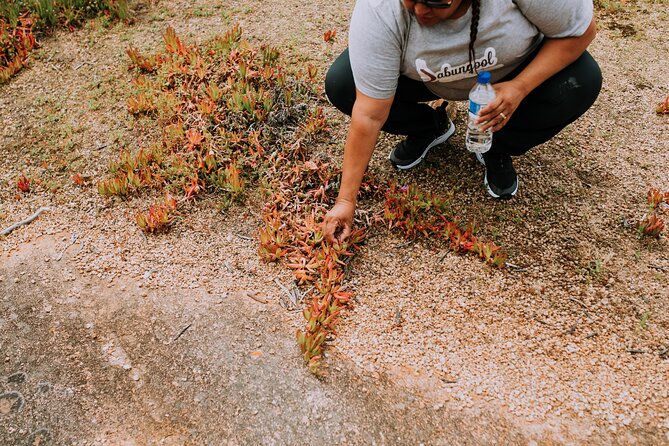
[1,0,668,444]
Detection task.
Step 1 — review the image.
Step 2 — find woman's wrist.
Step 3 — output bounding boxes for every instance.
[335,193,357,206]
[336,171,363,205]
[508,77,531,98]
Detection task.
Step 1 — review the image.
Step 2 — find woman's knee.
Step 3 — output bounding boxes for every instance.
[550,51,602,111]
[556,51,602,123]
[325,49,356,116]
[519,51,602,126]
[576,51,603,108]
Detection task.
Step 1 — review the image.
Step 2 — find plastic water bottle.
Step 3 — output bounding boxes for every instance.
[465,71,496,154]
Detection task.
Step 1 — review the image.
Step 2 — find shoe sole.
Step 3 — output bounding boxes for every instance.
[475,152,518,199]
[390,120,456,170]
[484,173,518,199]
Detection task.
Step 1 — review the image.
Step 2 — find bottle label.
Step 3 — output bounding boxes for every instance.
[468,101,483,116]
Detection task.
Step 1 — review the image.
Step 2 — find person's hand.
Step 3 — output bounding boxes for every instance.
[477,80,528,132]
[323,198,356,244]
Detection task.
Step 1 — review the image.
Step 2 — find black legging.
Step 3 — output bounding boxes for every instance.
[324,47,602,156]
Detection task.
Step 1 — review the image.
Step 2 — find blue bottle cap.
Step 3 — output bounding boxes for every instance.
[477,71,491,83]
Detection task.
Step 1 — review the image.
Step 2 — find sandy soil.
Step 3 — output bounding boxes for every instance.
[1,0,668,444]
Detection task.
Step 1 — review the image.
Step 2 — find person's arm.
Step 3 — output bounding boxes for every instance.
[479,17,598,131]
[323,90,393,244]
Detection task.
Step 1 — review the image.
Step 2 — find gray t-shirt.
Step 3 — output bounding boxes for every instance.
[349,0,594,101]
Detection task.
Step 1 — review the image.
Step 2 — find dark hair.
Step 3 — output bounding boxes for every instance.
[468,0,480,72]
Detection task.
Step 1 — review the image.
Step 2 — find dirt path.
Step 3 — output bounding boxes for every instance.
[1,0,669,444]
[1,234,531,445]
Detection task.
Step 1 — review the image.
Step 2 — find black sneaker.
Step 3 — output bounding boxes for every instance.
[389,104,455,170]
[476,151,519,199]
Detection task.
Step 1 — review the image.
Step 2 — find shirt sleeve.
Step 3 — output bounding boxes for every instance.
[348,0,404,100]
[512,0,594,38]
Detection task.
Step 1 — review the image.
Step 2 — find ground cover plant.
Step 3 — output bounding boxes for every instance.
[0,14,35,83]
[0,0,129,83]
[98,25,509,373]
[637,188,669,238]
[657,94,669,114]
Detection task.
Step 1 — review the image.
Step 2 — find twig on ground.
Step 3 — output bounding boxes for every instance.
[534,318,558,329]
[289,283,301,305]
[1,207,51,236]
[170,321,193,344]
[648,264,667,272]
[569,297,589,310]
[245,290,268,304]
[363,212,372,228]
[274,277,294,302]
[627,348,645,355]
[74,61,93,70]
[55,233,79,261]
[275,278,296,307]
[506,262,527,272]
[292,283,310,304]
[569,297,592,319]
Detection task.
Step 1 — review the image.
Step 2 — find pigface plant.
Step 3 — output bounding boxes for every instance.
[323,30,337,43]
[0,15,35,84]
[656,95,669,115]
[637,214,665,239]
[636,188,669,239]
[16,173,30,193]
[136,194,178,234]
[104,25,509,375]
[382,183,508,267]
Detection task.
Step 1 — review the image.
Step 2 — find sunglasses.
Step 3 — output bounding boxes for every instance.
[411,0,454,8]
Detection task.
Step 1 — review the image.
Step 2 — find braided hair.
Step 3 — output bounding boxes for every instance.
[468,0,480,73]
